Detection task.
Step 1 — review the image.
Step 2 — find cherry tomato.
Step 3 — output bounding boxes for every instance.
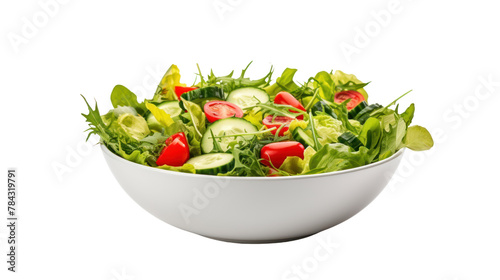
[175,86,198,100]
[156,132,190,167]
[274,91,305,120]
[262,115,295,136]
[334,90,365,110]
[274,91,306,111]
[204,101,244,123]
[260,141,305,168]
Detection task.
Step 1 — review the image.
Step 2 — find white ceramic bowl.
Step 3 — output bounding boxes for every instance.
[102,145,404,243]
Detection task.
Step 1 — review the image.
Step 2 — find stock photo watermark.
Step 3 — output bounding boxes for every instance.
[340,0,405,63]
[178,177,230,224]
[387,74,499,191]
[282,233,340,280]
[7,0,71,54]
[109,267,135,280]
[213,0,244,21]
[51,134,98,183]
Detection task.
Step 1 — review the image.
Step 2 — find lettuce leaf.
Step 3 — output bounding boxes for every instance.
[116,113,150,141]
[145,101,175,127]
[305,143,371,174]
[157,163,196,174]
[110,85,146,115]
[331,70,369,101]
[313,115,345,145]
[403,125,434,151]
[154,64,186,101]
[181,97,206,140]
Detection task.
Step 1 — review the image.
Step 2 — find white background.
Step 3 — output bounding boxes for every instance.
[1,0,499,279]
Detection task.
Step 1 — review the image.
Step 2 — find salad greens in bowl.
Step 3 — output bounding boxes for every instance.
[82,63,433,177]
[83,63,433,243]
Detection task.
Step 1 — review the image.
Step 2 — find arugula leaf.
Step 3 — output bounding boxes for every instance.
[403,125,434,151]
[220,138,266,176]
[197,62,273,93]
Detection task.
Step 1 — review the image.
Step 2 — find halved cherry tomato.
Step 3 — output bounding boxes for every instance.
[334,90,365,110]
[262,115,295,136]
[156,132,190,167]
[204,101,243,123]
[274,91,305,120]
[261,141,305,168]
[175,86,198,100]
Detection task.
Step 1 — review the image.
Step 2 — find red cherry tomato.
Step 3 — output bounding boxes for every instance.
[156,132,190,167]
[334,90,365,110]
[203,101,244,123]
[261,141,305,168]
[262,115,295,136]
[274,91,306,111]
[175,86,198,100]
[274,91,305,120]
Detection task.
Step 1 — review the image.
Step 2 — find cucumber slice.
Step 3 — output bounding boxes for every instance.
[292,127,315,147]
[348,101,368,119]
[311,101,337,119]
[180,87,225,110]
[354,104,383,124]
[226,87,270,109]
[338,132,364,151]
[147,101,182,131]
[186,153,235,175]
[201,118,258,153]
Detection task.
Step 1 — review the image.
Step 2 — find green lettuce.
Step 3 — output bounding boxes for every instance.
[305,143,371,174]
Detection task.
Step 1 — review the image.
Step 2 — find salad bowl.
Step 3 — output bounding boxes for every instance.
[102,144,405,243]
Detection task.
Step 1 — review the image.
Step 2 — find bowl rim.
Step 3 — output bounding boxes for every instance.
[101,144,404,180]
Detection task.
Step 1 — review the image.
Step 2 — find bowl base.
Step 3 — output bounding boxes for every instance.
[199,233,315,244]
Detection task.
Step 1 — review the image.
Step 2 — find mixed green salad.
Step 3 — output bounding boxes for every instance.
[82,63,433,176]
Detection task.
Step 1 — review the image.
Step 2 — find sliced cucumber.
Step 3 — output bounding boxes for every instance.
[180,87,225,110]
[292,127,315,147]
[201,118,258,153]
[348,101,368,119]
[147,101,182,131]
[186,153,235,175]
[311,101,337,119]
[354,104,383,124]
[338,132,364,151]
[226,87,270,109]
